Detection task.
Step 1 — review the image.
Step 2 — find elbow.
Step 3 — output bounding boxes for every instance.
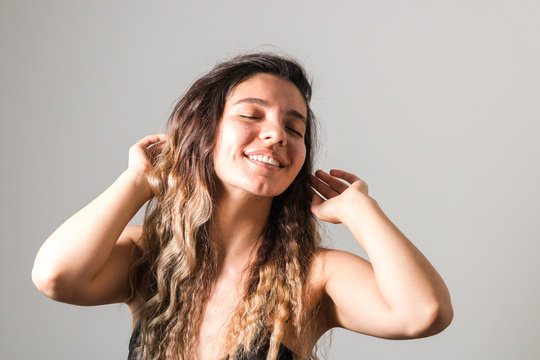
[407,303,454,338]
[31,265,73,302]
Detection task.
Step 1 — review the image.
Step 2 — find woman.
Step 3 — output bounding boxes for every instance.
[32,52,453,360]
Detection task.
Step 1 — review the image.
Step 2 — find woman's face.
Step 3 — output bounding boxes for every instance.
[213,73,308,198]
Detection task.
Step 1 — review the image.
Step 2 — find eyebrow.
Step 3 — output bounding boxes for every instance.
[233,97,306,123]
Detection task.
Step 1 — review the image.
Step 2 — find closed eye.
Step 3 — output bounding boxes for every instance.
[239,115,303,137]
[287,127,303,137]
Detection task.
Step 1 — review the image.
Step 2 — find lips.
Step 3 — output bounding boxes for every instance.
[244,150,286,167]
[247,154,280,167]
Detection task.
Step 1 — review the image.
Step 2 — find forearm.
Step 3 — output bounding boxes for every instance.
[340,192,452,323]
[32,169,151,293]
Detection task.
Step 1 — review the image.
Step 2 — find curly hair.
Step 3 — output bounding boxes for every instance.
[125,52,323,360]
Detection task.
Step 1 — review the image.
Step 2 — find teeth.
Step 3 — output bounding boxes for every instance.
[248,154,280,167]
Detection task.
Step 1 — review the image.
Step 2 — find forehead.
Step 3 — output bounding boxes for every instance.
[225,73,307,116]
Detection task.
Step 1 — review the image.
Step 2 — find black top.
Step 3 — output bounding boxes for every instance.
[128,322,295,360]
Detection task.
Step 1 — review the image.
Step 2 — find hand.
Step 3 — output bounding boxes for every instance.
[310,169,370,224]
[127,133,169,176]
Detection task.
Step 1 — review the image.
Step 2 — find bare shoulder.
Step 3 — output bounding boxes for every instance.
[285,248,367,351]
[309,248,370,287]
[309,248,416,338]
[308,248,375,330]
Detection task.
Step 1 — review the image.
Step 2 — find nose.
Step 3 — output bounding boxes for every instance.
[259,119,287,146]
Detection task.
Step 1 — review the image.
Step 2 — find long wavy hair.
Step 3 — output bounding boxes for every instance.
[126,52,323,360]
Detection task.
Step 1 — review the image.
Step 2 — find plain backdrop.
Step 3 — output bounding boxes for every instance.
[1,1,539,359]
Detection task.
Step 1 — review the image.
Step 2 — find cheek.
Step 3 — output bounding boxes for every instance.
[297,142,307,163]
[290,143,307,173]
[221,122,253,147]
[214,122,256,168]
[215,124,238,155]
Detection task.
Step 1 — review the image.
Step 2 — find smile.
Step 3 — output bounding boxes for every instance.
[245,155,284,171]
[247,154,281,167]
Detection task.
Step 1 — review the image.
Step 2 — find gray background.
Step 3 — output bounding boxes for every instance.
[1,0,538,359]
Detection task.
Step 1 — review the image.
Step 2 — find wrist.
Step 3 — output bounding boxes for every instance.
[338,190,378,226]
[121,168,153,201]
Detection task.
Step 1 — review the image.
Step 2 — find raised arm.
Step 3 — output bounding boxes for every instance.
[31,134,167,305]
[310,169,453,339]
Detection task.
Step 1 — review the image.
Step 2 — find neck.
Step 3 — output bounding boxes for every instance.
[211,189,273,277]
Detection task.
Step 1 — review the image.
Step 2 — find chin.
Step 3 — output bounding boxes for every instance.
[240,181,289,198]
[249,187,285,198]
[219,175,293,199]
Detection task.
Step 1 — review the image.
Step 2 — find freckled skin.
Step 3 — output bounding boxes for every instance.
[213,73,308,198]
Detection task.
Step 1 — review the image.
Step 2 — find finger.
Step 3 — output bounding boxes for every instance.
[314,170,349,193]
[309,174,339,199]
[308,186,324,202]
[139,134,169,149]
[310,188,325,217]
[147,138,168,150]
[310,190,324,207]
[328,169,361,184]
